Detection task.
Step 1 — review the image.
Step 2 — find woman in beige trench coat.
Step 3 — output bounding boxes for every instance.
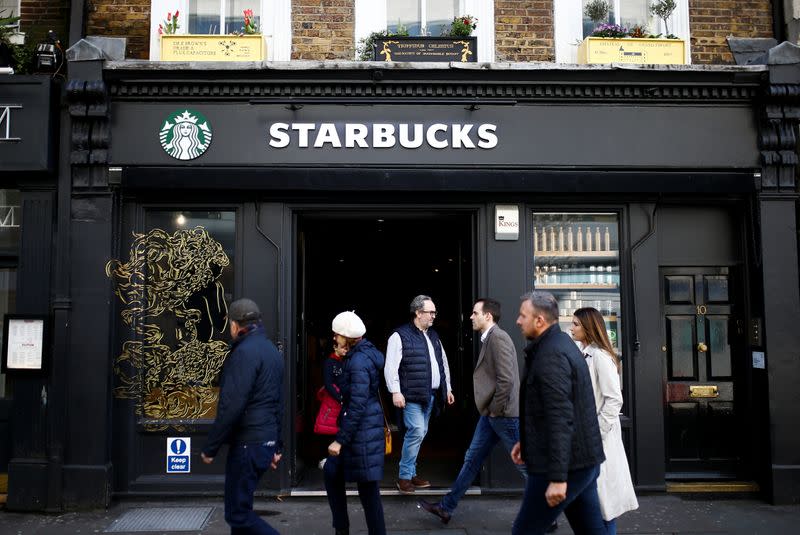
[571,307,639,535]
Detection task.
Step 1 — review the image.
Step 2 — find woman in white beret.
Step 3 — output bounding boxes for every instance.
[324,311,387,535]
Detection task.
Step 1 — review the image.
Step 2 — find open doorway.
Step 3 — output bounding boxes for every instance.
[294,210,477,490]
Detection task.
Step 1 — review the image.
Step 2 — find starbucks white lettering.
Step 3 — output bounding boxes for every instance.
[267,122,498,150]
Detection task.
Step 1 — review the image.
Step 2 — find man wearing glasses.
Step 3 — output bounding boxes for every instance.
[385,294,455,494]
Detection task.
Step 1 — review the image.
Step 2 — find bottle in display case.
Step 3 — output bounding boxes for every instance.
[532,212,622,355]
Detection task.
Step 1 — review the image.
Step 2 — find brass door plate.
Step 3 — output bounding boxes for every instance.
[689,385,719,398]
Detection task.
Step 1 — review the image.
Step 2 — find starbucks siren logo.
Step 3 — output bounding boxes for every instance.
[159,109,213,160]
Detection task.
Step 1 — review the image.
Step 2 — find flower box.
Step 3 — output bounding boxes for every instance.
[372,36,477,62]
[160,34,265,62]
[577,37,685,65]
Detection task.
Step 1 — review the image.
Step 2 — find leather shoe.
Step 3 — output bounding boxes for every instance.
[411,475,431,488]
[397,479,415,494]
[418,499,451,525]
[335,529,349,535]
[546,520,558,533]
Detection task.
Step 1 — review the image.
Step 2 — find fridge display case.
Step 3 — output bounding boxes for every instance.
[532,212,622,354]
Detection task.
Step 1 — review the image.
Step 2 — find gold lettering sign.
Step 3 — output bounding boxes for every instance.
[160,35,265,62]
[689,385,719,398]
[377,38,476,63]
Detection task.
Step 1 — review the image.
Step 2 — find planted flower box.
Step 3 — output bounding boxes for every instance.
[160,34,265,62]
[577,37,685,65]
[372,36,477,62]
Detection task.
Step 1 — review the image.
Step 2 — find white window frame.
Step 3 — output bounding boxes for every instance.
[355,0,495,63]
[554,0,690,64]
[149,0,291,61]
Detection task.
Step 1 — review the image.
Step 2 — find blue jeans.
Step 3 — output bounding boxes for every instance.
[605,518,617,535]
[323,454,386,535]
[441,415,526,513]
[512,464,605,535]
[224,442,280,535]
[398,395,434,480]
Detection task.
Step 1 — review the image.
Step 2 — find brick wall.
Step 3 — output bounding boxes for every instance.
[19,0,69,45]
[495,0,554,62]
[690,0,774,64]
[86,0,150,59]
[292,0,354,60]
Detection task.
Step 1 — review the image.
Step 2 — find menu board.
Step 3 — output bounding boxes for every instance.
[3,317,45,371]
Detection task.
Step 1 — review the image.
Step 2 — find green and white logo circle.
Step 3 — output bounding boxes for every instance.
[159,109,213,160]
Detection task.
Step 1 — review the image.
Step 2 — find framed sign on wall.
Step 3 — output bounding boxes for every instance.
[1,314,48,374]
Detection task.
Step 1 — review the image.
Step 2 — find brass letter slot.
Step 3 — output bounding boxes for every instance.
[690,385,719,398]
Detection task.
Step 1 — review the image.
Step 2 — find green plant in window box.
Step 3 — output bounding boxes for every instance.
[448,15,477,37]
[0,11,31,72]
[356,25,409,61]
[650,0,678,39]
[584,0,610,28]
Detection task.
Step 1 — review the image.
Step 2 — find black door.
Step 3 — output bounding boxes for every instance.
[661,267,743,477]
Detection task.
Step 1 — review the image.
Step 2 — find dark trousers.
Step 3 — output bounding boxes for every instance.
[441,415,526,513]
[323,454,386,535]
[512,464,605,535]
[224,442,280,535]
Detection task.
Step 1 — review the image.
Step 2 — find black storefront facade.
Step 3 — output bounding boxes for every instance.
[8,47,800,510]
[0,75,60,510]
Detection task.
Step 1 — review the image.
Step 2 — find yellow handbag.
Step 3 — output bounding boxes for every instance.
[379,394,392,456]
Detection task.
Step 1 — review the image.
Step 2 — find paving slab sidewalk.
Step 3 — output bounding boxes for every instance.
[1,494,799,534]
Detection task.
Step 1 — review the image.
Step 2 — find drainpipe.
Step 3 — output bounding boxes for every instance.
[783,1,798,44]
[68,0,86,47]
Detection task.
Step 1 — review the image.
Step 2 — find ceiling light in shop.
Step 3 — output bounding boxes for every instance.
[176,214,187,226]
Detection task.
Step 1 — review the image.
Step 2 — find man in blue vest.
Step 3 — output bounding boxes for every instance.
[385,294,455,494]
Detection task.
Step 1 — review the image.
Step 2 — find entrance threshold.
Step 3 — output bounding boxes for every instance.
[290,487,481,497]
[666,481,760,493]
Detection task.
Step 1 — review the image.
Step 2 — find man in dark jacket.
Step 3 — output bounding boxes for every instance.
[510,291,606,535]
[201,298,284,535]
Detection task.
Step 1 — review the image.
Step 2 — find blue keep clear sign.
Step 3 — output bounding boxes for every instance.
[167,437,191,473]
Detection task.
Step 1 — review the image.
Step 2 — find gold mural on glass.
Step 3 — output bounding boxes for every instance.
[106,226,231,429]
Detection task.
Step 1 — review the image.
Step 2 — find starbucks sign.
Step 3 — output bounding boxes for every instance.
[159,110,213,160]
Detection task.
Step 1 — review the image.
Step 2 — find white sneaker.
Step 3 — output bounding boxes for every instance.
[318,458,327,470]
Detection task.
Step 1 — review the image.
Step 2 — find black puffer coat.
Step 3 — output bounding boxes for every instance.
[519,323,605,482]
[335,339,386,482]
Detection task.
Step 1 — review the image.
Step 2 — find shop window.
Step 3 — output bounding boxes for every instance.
[355,0,495,62]
[0,190,20,399]
[554,0,690,64]
[107,210,235,428]
[532,212,626,404]
[149,0,291,61]
[0,270,17,398]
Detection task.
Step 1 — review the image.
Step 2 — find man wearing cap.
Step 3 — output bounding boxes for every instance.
[201,298,284,535]
[385,294,454,494]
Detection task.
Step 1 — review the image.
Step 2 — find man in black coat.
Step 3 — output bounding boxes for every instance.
[201,298,284,535]
[510,291,606,535]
